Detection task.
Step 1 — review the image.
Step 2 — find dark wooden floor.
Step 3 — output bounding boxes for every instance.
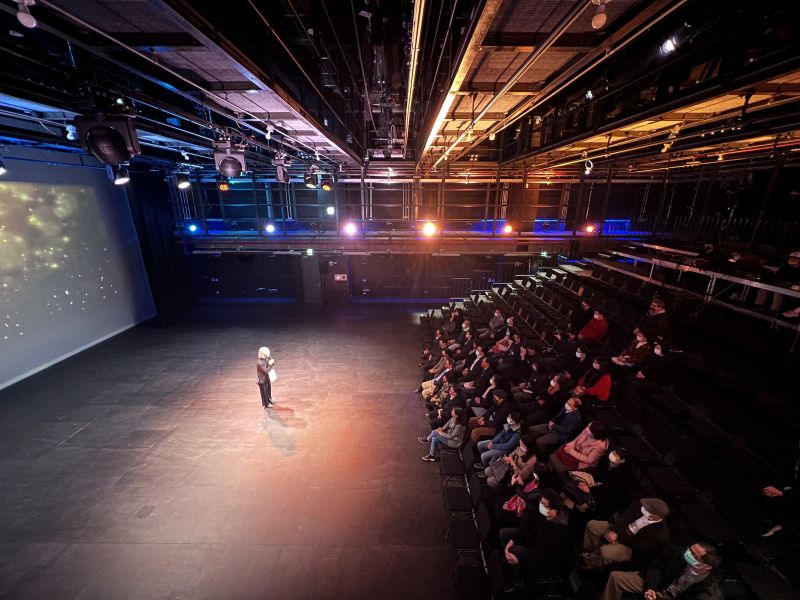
[0,303,452,600]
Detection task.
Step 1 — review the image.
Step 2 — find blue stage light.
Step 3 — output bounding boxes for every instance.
[188,224,198,233]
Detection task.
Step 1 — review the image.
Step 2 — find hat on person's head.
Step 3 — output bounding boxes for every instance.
[569,471,596,488]
[640,498,670,519]
[541,488,563,511]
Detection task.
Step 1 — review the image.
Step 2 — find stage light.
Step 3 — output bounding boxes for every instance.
[488,132,496,141]
[503,224,513,234]
[265,223,276,233]
[540,251,549,257]
[188,224,198,233]
[218,176,230,192]
[585,89,594,101]
[584,159,594,176]
[326,206,335,216]
[112,165,130,185]
[0,160,6,176]
[265,123,274,140]
[15,0,36,28]
[343,222,357,236]
[591,0,607,30]
[584,224,596,233]
[217,156,243,178]
[304,167,317,189]
[660,37,677,56]
[74,113,141,165]
[175,173,191,189]
[422,221,437,237]
[306,248,314,256]
[320,175,333,191]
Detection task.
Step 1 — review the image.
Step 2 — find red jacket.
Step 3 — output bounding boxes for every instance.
[578,372,612,402]
[579,317,608,343]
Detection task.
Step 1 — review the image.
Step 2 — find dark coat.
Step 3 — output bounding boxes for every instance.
[256,357,273,384]
[644,546,722,600]
[613,501,671,569]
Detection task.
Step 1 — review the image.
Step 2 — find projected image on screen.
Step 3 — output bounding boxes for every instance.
[0,167,155,389]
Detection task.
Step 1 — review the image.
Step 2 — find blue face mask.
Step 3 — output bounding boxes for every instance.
[684,548,701,567]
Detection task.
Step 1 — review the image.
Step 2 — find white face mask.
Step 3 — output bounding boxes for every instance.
[654,347,663,356]
[539,502,550,517]
[565,402,576,412]
[575,352,584,359]
[594,313,602,320]
[550,379,557,387]
[495,313,501,318]
[506,320,512,326]
[507,417,515,425]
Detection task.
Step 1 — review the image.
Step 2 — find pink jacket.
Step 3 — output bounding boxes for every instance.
[565,426,609,469]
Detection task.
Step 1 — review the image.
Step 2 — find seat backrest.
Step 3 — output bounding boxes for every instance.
[461,444,475,470]
[475,503,492,543]
[468,472,483,507]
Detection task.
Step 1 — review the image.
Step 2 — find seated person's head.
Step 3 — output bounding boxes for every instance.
[492,389,507,404]
[587,421,608,441]
[538,489,563,519]
[685,542,721,573]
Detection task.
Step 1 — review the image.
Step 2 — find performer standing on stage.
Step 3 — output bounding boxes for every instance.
[256,347,276,408]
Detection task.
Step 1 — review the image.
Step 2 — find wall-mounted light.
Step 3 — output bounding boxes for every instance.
[112,165,130,186]
[175,173,191,189]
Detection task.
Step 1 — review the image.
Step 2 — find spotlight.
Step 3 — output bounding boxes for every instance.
[0,159,6,176]
[343,222,357,236]
[188,223,198,233]
[265,223,276,233]
[320,174,333,191]
[585,89,594,101]
[15,0,36,28]
[175,173,191,189]
[218,176,230,192]
[74,113,141,165]
[265,123,274,140]
[326,206,335,216]
[584,224,596,233]
[306,248,314,256]
[591,0,607,30]
[584,159,594,176]
[180,149,190,161]
[422,221,437,237]
[112,165,130,185]
[503,224,513,234]
[488,132,496,141]
[213,140,246,177]
[304,167,317,189]
[660,36,677,56]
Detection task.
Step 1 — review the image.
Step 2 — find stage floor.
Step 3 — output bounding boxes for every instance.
[0,304,452,599]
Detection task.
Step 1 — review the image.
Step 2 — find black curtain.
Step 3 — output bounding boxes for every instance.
[126,171,192,325]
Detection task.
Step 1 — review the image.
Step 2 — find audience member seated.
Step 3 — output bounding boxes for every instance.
[574,356,612,411]
[757,479,798,538]
[591,449,637,516]
[601,542,722,600]
[419,357,454,400]
[636,298,670,342]
[440,307,463,338]
[548,421,609,478]
[621,341,673,405]
[475,410,522,469]
[581,498,671,571]
[579,308,609,344]
[451,329,475,364]
[511,358,549,403]
[421,338,449,380]
[528,396,583,458]
[570,299,594,333]
[501,489,573,593]
[495,332,524,373]
[540,328,579,371]
[456,345,486,384]
[420,407,466,462]
[467,388,513,445]
[485,433,537,489]
[611,330,652,376]
[477,308,505,341]
[520,371,573,427]
[494,315,518,343]
[755,250,800,313]
[459,356,493,397]
[447,318,471,351]
[468,373,499,418]
[426,375,464,429]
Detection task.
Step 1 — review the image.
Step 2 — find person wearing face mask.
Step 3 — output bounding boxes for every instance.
[592,449,638,516]
[475,410,522,470]
[570,299,594,333]
[456,345,486,385]
[477,309,505,341]
[601,542,722,600]
[611,330,652,376]
[574,357,612,410]
[527,396,583,458]
[501,489,572,593]
[579,308,609,344]
[520,371,573,427]
[549,421,610,478]
[447,319,472,351]
[468,388,514,445]
[621,342,674,405]
[582,498,671,571]
[511,358,548,403]
[487,433,538,489]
